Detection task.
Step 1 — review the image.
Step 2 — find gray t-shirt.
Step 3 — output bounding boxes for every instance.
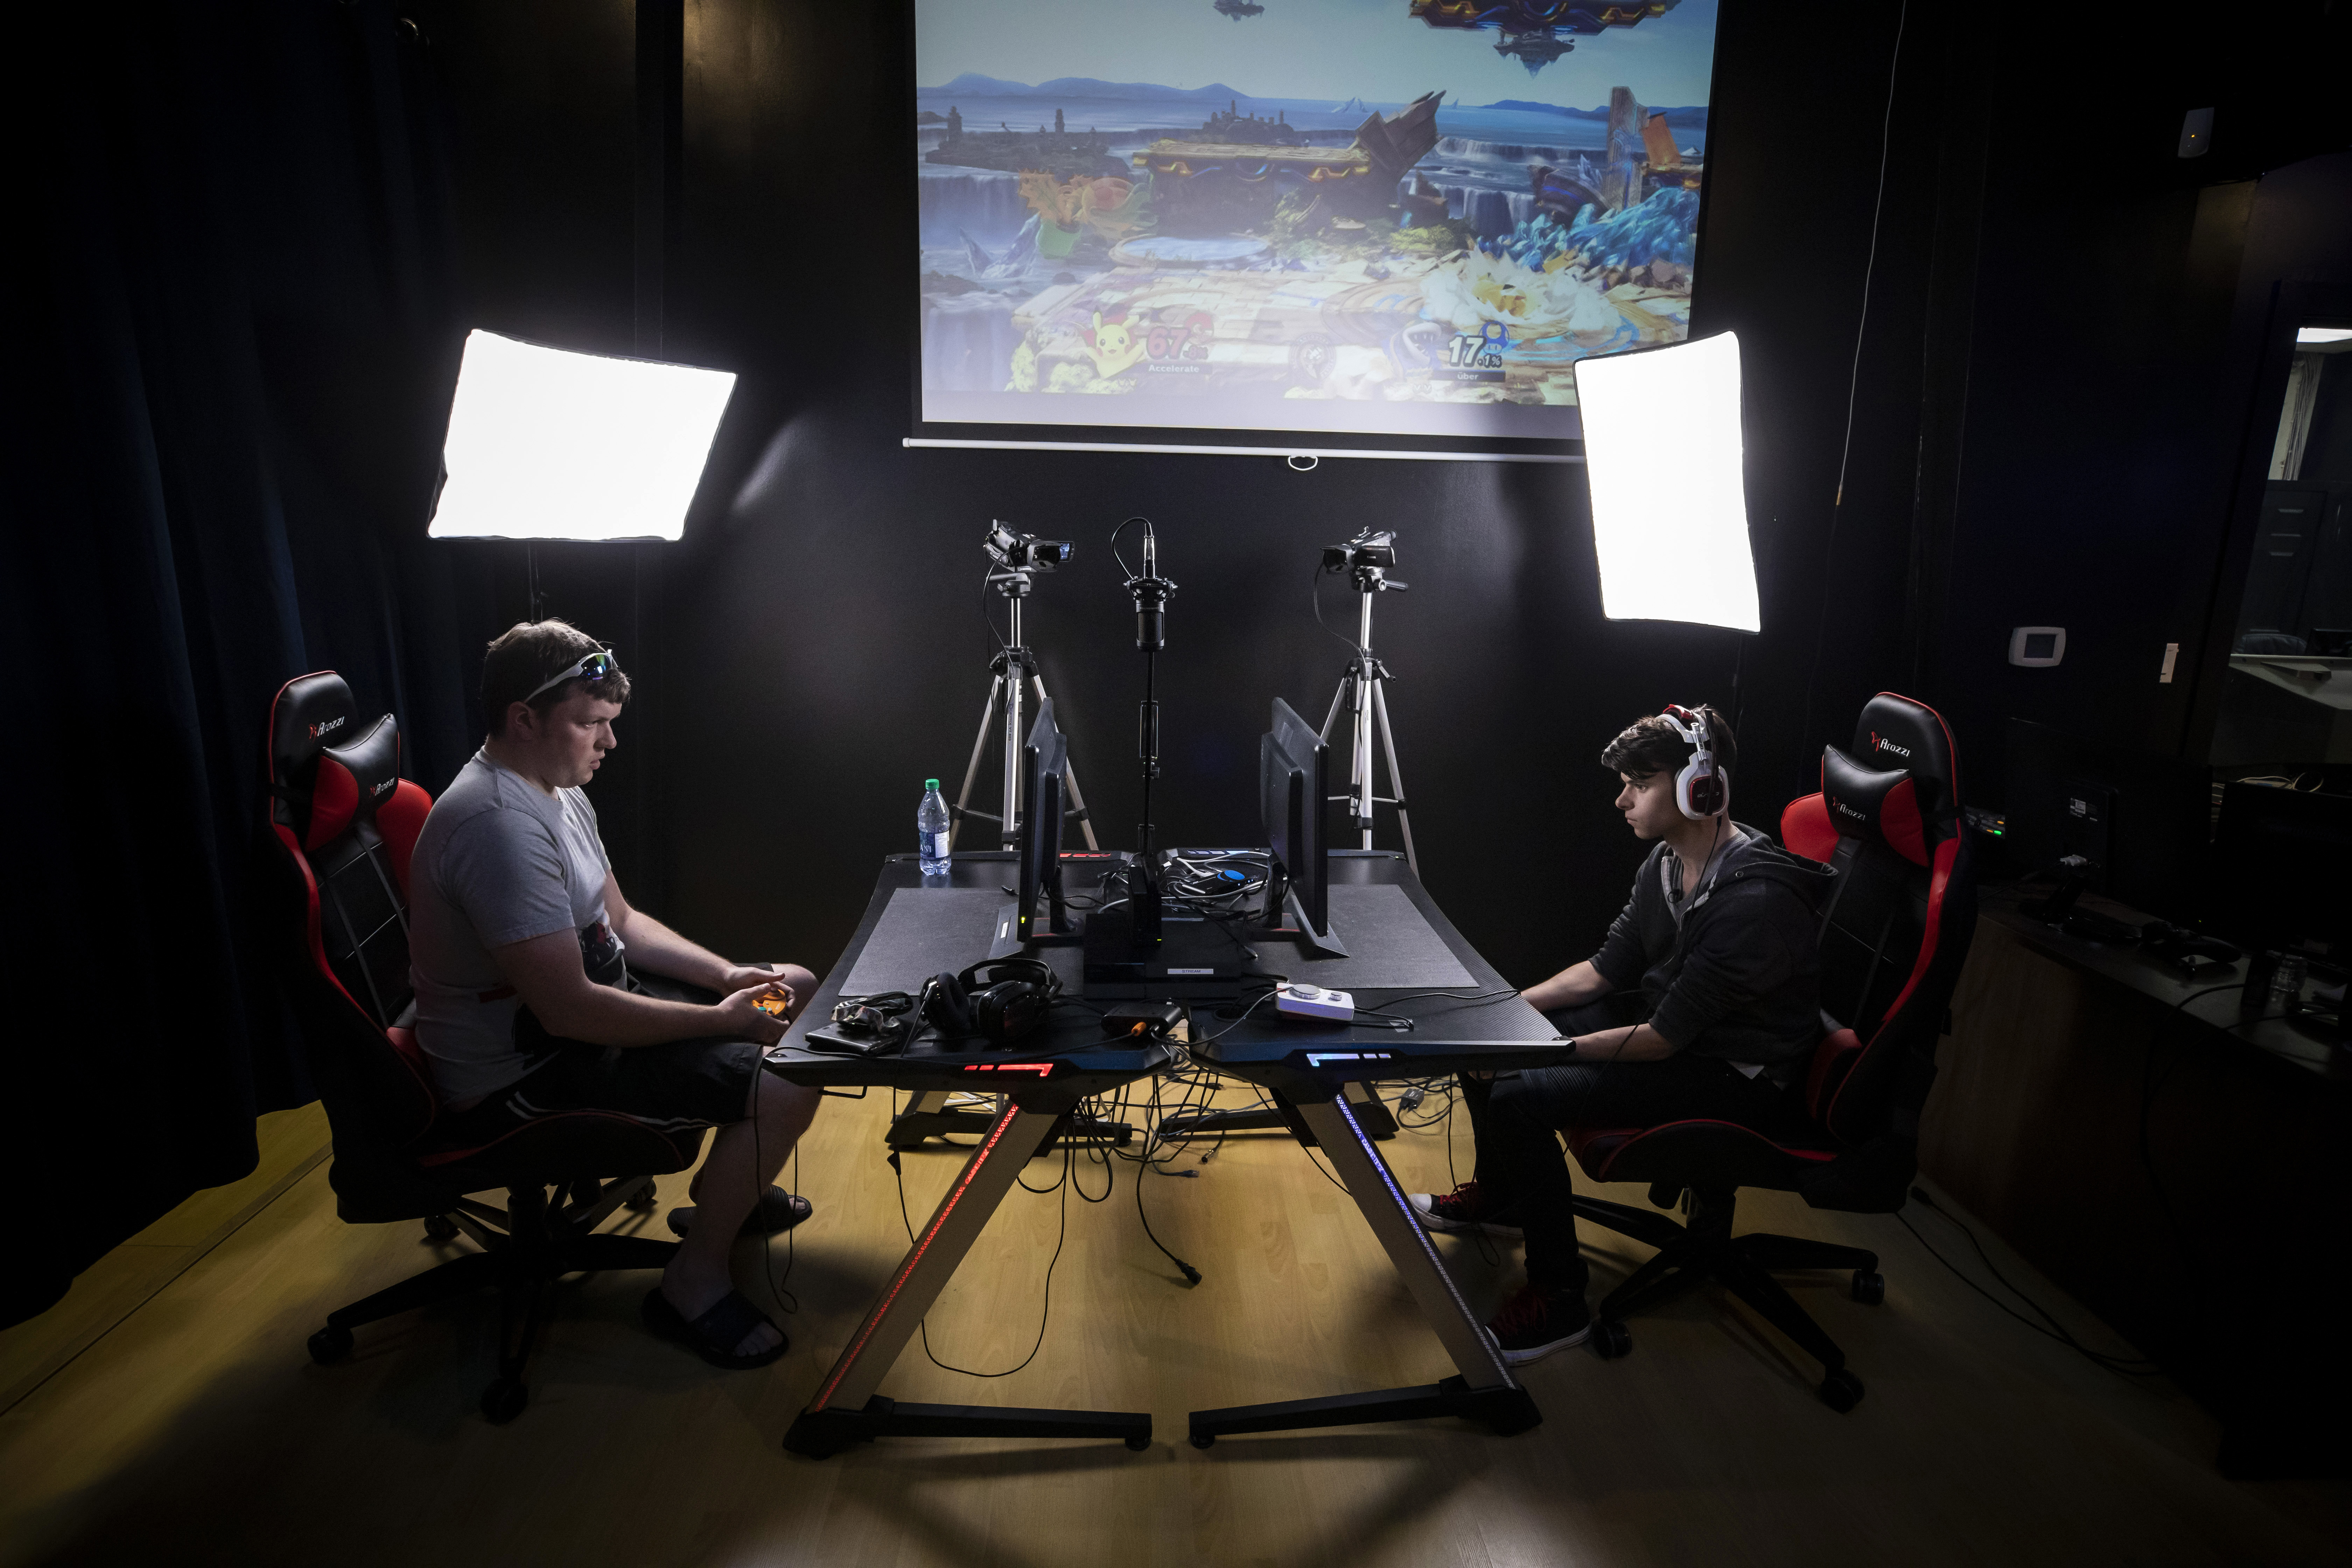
[408,750,622,1104]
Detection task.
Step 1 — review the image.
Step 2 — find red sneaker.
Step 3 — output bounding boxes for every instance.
[1408,1181,1525,1240]
[1486,1279,1592,1365]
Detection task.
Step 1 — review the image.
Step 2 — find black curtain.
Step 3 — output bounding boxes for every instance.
[3,0,474,1326]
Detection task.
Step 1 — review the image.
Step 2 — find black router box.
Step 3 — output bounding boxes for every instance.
[1081,899,1252,1001]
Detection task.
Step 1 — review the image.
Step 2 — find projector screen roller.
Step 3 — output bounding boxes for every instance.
[913,0,1722,455]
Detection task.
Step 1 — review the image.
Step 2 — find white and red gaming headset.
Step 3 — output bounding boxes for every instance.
[1659,704,1726,820]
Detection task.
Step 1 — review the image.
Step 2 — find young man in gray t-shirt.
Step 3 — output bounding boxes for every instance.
[408,621,819,1370]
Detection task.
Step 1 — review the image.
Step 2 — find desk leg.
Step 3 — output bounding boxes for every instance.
[1186,1093,1538,1447]
[883,1089,1000,1150]
[786,1100,1153,1459]
[1156,1079,1400,1143]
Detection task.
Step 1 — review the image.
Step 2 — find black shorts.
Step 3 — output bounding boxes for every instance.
[503,1036,762,1130]
[437,971,764,1149]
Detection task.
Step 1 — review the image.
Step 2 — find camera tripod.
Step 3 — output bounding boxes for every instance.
[947,569,1099,853]
[1319,557,1419,875]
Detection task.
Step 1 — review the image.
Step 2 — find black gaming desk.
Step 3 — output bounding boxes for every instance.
[765,855,1172,1460]
[1182,850,1569,1446]
[771,849,1565,1456]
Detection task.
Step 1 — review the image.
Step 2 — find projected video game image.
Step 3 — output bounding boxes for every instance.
[917,0,1719,444]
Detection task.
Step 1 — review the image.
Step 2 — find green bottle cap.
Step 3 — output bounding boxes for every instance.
[925,778,940,791]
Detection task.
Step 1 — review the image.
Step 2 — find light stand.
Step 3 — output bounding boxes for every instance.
[1317,532,1419,875]
[947,524,1100,854]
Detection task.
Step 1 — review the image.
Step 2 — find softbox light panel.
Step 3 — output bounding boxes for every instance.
[428,330,737,542]
[1572,331,1760,633]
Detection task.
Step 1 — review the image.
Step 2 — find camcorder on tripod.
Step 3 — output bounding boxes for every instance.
[1322,528,1400,580]
[983,521,1074,575]
[950,521,1098,855]
[1318,527,1418,873]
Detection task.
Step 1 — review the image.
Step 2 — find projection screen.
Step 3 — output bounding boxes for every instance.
[913,0,1723,457]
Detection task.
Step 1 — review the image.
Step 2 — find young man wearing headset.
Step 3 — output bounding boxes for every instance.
[1410,705,1835,1363]
[408,620,823,1371]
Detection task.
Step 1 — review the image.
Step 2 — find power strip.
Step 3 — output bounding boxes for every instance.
[1275,982,1353,1023]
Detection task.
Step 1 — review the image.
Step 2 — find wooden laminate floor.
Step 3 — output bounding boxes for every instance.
[3,1082,2346,1567]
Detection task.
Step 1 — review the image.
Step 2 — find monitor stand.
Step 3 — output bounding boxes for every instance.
[1281,886,1348,958]
[1250,882,1348,959]
[985,896,1082,960]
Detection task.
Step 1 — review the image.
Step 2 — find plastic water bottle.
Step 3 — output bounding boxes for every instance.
[917,779,951,876]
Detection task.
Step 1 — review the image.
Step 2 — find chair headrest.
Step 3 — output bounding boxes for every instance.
[271,673,357,795]
[309,716,404,850]
[1850,693,1958,805]
[1823,744,1930,867]
[269,673,404,851]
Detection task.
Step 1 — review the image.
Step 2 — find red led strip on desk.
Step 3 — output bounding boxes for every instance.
[809,1102,1020,1410]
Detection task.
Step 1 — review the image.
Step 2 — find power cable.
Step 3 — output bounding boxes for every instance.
[1799,0,1909,755]
[1898,1188,2162,1378]
[892,1127,1071,1379]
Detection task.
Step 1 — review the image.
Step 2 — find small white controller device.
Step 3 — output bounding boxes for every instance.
[1274,982,1353,1022]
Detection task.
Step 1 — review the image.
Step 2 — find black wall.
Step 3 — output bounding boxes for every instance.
[419,0,1944,989]
[1919,13,2352,799]
[411,1,2350,978]
[18,0,2351,1321]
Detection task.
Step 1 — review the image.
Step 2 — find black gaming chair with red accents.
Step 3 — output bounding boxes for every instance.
[266,672,704,1424]
[1564,693,1977,1412]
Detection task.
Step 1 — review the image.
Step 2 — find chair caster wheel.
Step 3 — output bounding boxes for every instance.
[1125,1435,1151,1451]
[1819,1368,1865,1413]
[1850,1270,1885,1305]
[625,1183,660,1211]
[424,1214,459,1243]
[307,1325,354,1364]
[1589,1320,1632,1359]
[1190,1433,1216,1449]
[481,1378,528,1424]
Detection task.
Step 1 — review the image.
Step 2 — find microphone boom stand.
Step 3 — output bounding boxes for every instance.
[1124,531,1175,941]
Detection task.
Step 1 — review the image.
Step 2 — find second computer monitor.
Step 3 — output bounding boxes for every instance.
[1262,697,1344,955]
[1015,699,1069,944]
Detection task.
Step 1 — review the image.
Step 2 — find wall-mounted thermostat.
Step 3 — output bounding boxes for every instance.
[2009,626,2066,667]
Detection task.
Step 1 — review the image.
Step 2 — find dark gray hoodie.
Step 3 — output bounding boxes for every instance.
[1586,821,1839,1086]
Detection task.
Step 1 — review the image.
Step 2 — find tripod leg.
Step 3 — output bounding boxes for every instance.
[1027,672,1101,852]
[1370,679,1418,876]
[950,676,1004,853]
[1322,674,1374,848]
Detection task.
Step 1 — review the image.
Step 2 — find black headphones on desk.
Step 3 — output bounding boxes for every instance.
[921,958,1060,1048]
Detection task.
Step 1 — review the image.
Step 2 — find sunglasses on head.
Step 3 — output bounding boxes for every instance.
[523,647,618,705]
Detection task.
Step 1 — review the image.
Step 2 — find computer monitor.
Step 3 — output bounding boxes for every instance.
[2001,717,2212,920]
[1261,698,1345,956]
[2310,628,2352,658]
[1011,699,1071,946]
[2209,782,2352,958]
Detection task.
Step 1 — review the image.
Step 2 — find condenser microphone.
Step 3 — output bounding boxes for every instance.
[1127,531,1175,651]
